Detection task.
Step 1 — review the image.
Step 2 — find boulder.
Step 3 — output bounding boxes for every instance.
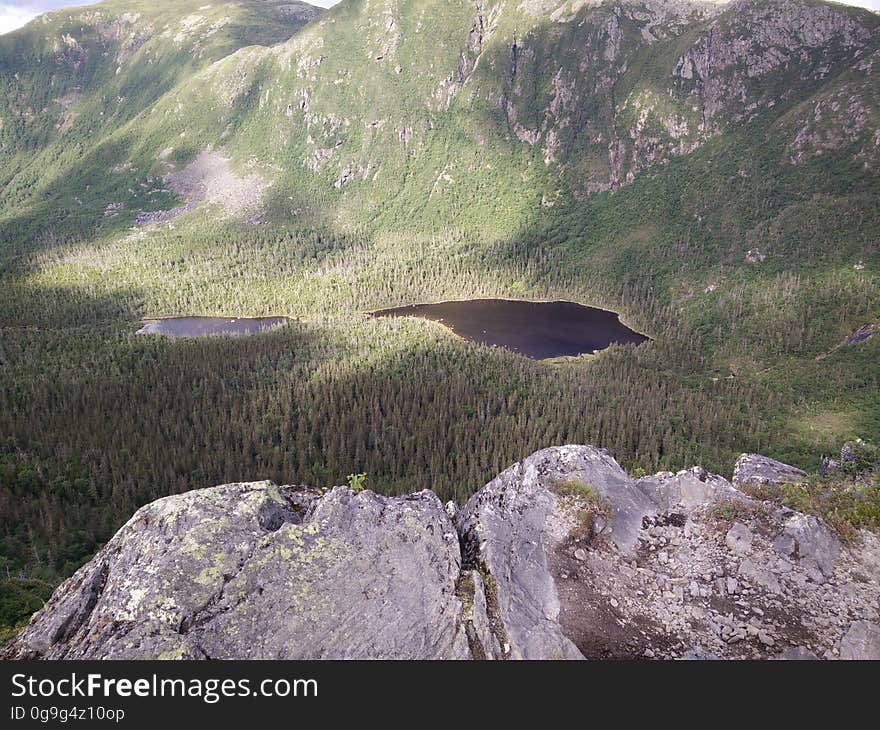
[733,453,806,488]
[638,466,747,512]
[839,621,880,660]
[454,446,601,660]
[775,511,840,580]
[738,558,782,594]
[461,444,657,557]
[776,646,819,660]
[3,483,471,659]
[725,522,754,555]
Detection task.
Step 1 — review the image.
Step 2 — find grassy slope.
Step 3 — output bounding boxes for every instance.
[0,0,320,252]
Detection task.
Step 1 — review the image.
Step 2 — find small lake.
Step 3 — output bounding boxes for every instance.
[136,316,290,338]
[371,299,648,360]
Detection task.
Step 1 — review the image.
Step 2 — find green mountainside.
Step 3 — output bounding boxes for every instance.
[0,0,878,632]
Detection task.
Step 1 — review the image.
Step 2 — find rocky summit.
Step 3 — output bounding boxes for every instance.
[5,445,879,660]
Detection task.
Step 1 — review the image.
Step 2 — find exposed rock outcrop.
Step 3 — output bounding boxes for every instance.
[839,620,880,660]
[637,465,747,511]
[499,0,879,195]
[732,452,807,488]
[452,445,650,660]
[4,483,469,659]
[5,446,879,660]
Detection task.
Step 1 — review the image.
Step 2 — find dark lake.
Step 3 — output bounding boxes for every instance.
[137,316,290,338]
[371,299,648,359]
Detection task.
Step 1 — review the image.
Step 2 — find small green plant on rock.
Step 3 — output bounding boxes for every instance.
[558,477,598,500]
[347,472,368,493]
[556,477,611,543]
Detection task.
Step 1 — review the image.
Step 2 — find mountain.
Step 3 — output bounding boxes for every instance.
[3,0,878,231]
[5,445,880,660]
[0,0,321,235]
[0,0,878,638]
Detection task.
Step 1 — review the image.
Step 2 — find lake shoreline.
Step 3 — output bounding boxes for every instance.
[368,296,648,337]
[370,298,649,360]
[136,316,292,338]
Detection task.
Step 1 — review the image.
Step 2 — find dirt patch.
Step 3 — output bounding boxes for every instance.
[551,542,673,659]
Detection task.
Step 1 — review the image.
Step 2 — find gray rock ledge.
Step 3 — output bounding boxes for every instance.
[5,446,878,660]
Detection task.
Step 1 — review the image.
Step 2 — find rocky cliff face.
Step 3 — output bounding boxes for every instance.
[500,0,880,195]
[5,445,879,660]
